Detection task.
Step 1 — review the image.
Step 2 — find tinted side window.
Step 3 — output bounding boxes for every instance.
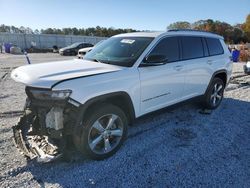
[181,36,204,60]
[150,37,179,62]
[206,38,224,56]
[202,38,209,57]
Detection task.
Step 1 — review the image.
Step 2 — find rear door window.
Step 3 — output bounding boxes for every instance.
[149,37,180,62]
[206,38,224,56]
[181,36,204,60]
[202,38,209,57]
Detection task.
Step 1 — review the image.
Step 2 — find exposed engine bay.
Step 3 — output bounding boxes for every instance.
[12,91,78,163]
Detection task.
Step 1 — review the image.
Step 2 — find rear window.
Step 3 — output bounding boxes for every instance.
[181,36,204,60]
[206,38,224,56]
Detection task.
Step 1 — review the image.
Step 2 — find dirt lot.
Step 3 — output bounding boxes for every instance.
[0,53,250,188]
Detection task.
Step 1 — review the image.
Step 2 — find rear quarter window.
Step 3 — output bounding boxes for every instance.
[206,38,224,56]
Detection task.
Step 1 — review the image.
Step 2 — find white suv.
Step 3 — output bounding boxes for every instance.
[11,30,232,162]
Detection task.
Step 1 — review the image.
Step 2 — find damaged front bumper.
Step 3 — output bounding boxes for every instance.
[13,108,63,163]
[12,89,79,163]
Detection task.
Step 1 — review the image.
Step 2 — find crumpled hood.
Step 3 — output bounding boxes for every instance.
[11,59,123,88]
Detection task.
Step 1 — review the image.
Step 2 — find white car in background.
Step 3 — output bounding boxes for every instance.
[77,40,105,59]
[77,47,93,59]
[244,61,250,74]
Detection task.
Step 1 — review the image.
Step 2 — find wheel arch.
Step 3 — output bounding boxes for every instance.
[77,91,136,125]
[205,69,227,93]
[73,91,135,150]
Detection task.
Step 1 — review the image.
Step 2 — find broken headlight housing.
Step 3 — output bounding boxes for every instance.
[28,89,72,100]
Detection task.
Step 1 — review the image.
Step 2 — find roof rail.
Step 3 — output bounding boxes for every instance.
[167,29,215,34]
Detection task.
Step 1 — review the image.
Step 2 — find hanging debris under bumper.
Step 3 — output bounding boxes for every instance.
[12,108,65,163]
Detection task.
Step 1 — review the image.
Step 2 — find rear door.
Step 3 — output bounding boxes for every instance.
[138,36,186,114]
[180,36,212,98]
[205,37,227,73]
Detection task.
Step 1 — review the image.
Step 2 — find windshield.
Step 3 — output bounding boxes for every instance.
[68,42,81,48]
[94,40,105,47]
[84,37,154,67]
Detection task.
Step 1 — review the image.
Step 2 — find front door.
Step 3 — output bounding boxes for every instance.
[138,36,186,114]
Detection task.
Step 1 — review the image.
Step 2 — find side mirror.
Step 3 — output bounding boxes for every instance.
[141,54,168,66]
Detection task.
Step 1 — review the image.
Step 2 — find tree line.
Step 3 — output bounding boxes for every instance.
[167,14,250,43]
[0,14,249,43]
[0,25,137,37]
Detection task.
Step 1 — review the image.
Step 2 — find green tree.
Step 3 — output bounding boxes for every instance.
[242,14,250,41]
[167,21,191,30]
[72,27,79,35]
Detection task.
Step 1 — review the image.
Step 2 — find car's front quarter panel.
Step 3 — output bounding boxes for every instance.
[52,68,141,117]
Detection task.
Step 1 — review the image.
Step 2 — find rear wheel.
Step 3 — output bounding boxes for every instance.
[201,77,225,109]
[76,104,128,160]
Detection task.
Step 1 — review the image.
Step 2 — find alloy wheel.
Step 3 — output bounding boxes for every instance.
[210,83,223,107]
[87,114,124,155]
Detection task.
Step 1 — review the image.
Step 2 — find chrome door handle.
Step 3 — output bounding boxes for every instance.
[207,60,213,65]
[174,65,183,71]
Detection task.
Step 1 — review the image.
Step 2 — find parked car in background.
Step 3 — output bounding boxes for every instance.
[77,40,105,59]
[59,42,93,56]
[77,47,93,59]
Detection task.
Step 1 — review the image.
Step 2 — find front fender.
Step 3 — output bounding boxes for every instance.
[52,68,141,117]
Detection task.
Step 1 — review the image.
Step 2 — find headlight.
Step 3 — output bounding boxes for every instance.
[29,89,72,100]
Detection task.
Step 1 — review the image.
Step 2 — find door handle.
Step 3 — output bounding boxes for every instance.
[174,65,183,71]
[207,60,213,65]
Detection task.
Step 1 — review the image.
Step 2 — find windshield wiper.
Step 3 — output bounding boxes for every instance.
[89,58,111,65]
[89,58,103,63]
[93,58,101,63]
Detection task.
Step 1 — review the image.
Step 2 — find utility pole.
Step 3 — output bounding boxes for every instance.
[24,33,27,50]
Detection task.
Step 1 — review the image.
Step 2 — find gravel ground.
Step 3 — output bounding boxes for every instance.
[0,53,250,188]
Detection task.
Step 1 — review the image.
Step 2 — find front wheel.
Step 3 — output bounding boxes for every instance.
[201,77,225,109]
[76,104,128,160]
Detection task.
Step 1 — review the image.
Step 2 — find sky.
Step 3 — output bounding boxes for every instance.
[0,0,249,31]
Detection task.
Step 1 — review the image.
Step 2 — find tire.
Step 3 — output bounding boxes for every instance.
[201,77,225,109]
[76,104,128,160]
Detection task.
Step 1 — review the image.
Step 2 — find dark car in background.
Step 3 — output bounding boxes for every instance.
[59,42,93,56]
[77,40,105,59]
